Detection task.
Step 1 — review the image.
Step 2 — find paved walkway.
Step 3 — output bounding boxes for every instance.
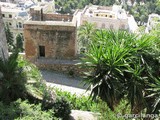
[41,70,90,96]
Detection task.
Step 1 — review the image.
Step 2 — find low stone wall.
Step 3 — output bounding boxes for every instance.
[34,59,86,76]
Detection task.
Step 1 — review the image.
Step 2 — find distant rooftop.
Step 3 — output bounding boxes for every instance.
[0,0,36,12]
[81,5,128,19]
[18,11,28,17]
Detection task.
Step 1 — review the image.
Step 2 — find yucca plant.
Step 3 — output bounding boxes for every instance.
[0,52,48,104]
[0,51,26,103]
[81,30,136,110]
[146,77,160,114]
[81,29,160,114]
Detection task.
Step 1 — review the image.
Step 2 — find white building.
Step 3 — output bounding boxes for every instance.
[74,5,138,32]
[0,1,33,41]
[146,13,160,33]
[0,0,54,41]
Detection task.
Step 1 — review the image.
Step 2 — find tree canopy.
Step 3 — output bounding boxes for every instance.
[55,0,116,14]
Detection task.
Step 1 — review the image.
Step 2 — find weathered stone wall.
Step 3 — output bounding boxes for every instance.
[0,7,8,59]
[43,13,73,21]
[35,59,86,76]
[24,21,77,62]
[30,8,43,21]
[30,8,73,22]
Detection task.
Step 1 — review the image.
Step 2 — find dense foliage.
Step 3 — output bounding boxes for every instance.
[0,52,26,103]
[52,97,71,119]
[124,0,160,25]
[0,99,56,120]
[81,29,160,115]
[78,22,96,52]
[55,0,160,26]
[55,88,131,120]
[0,53,72,119]
[55,0,116,14]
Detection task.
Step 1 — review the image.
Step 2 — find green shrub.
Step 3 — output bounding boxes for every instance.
[55,88,97,111]
[18,56,47,102]
[0,52,48,104]
[42,87,57,110]
[54,88,133,119]
[0,52,27,104]
[0,99,57,120]
[52,97,71,120]
[98,99,131,120]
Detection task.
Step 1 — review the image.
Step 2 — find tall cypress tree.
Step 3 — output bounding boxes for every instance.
[5,24,14,52]
[16,33,24,52]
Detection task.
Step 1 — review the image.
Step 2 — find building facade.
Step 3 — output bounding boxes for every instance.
[0,2,32,41]
[74,5,138,32]
[24,21,77,61]
[24,3,77,62]
[146,13,160,33]
[0,0,54,42]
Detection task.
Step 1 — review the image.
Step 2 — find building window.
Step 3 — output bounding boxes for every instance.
[39,46,45,57]
[9,22,12,26]
[19,22,22,28]
[109,15,112,18]
[105,15,107,17]
[9,14,12,18]
[2,14,5,17]
[96,14,98,16]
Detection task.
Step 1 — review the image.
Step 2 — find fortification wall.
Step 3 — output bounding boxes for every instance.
[0,7,8,59]
[24,21,77,62]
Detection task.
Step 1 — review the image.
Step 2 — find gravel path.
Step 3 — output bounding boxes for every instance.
[41,70,90,96]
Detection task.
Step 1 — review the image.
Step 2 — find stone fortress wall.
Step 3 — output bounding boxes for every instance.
[30,8,73,21]
[24,7,83,75]
[0,7,8,59]
[24,21,77,62]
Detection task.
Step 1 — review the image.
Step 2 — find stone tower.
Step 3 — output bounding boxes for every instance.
[0,7,8,59]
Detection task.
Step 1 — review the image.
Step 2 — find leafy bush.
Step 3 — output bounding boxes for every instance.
[98,100,131,120]
[0,52,27,103]
[0,99,57,120]
[52,97,71,120]
[55,88,132,119]
[55,88,97,111]
[42,87,57,110]
[18,56,47,102]
[0,52,48,104]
